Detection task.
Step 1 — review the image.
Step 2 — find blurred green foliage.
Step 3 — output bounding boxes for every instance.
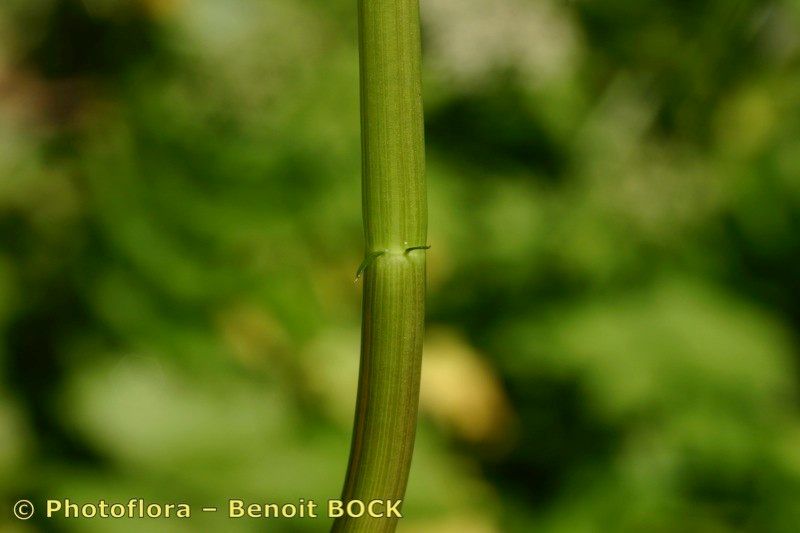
[1,0,800,531]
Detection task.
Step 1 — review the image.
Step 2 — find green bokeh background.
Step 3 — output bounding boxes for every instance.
[2,0,800,531]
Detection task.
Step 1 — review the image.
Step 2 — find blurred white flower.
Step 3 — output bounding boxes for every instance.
[422,0,581,86]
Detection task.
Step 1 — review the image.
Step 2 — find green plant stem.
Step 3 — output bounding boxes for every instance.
[333,0,426,532]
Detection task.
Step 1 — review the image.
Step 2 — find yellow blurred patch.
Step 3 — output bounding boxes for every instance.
[421,329,515,446]
[139,0,183,18]
[217,304,289,368]
[714,86,776,158]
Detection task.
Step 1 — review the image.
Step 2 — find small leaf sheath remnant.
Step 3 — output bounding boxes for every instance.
[334,0,427,531]
[354,250,386,283]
